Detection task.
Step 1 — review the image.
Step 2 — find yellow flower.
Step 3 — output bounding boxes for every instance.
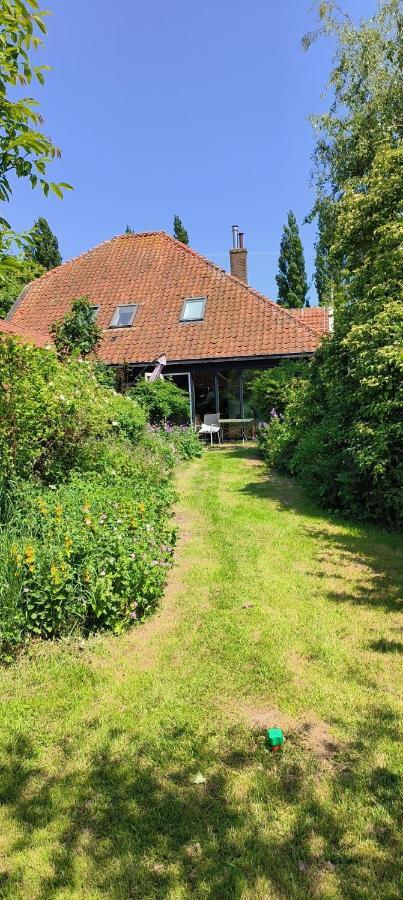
[64,534,73,554]
[130,517,137,528]
[50,563,62,585]
[83,569,91,584]
[83,503,91,514]
[37,498,48,515]
[138,503,145,515]
[54,503,63,522]
[84,518,92,527]
[24,546,35,564]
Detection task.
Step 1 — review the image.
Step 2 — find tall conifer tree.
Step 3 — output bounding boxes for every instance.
[276,211,308,308]
[26,217,62,270]
[173,215,189,245]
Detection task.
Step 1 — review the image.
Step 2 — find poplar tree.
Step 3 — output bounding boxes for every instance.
[26,217,62,270]
[173,215,189,245]
[276,211,308,308]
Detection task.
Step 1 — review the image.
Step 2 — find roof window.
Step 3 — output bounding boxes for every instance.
[109,304,138,328]
[180,297,206,322]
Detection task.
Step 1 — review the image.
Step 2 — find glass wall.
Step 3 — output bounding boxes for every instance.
[192,372,217,426]
[217,370,241,419]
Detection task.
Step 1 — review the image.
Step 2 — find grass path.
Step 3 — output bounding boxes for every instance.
[0,447,402,899]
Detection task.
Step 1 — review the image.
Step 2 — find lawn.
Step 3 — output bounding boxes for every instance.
[0,446,402,899]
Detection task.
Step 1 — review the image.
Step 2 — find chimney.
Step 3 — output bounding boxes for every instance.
[229,225,248,284]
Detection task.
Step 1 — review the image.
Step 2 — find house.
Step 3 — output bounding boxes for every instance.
[3,229,330,426]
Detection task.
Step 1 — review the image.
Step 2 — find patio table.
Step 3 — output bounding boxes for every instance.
[219,418,256,442]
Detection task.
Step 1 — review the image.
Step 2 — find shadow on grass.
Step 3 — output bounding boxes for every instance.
[231,447,402,616]
[0,707,401,899]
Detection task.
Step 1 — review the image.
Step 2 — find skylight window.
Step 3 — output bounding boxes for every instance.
[180,297,206,322]
[90,305,99,319]
[109,304,138,328]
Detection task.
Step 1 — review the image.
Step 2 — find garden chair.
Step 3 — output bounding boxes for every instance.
[198,413,221,445]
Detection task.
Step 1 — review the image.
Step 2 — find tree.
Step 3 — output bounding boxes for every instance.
[268,1,403,526]
[314,205,334,306]
[173,215,189,245]
[276,211,308,308]
[0,257,44,318]
[125,225,134,234]
[51,297,102,359]
[0,1,71,272]
[26,217,62,270]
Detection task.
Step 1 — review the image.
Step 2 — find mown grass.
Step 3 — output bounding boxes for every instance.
[0,446,402,899]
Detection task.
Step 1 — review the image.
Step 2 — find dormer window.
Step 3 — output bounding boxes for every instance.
[180,297,206,322]
[109,304,138,328]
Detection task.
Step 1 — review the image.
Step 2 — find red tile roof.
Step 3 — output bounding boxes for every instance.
[0,319,51,348]
[288,307,331,336]
[7,232,328,364]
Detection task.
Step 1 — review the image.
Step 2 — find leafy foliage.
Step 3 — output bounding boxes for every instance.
[0,338,146,486]
[260,3,403,528]
[173,214,189,245]
[148,423,203,460]
[313,203,334,306]
[246,361,308,419]
[25,216,62,270]
[51,296,102,359]
[0,1,72,268]
[0,337,186,656]
[276,211,308,308]
[0,255,44,317]
[128,378,191,425]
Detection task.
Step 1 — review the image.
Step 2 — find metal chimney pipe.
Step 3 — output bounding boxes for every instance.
[238,232,244,249]
[232,225,239,249]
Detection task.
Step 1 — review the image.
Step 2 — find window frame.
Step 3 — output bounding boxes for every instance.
[180,296,207,323]
[109,304,139,328]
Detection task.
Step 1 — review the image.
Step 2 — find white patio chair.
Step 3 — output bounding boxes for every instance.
[198,413,221,445]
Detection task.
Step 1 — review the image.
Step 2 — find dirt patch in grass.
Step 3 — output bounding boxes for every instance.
[233,701,341,764]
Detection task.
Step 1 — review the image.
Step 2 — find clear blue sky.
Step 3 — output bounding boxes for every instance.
[10,0,374,303]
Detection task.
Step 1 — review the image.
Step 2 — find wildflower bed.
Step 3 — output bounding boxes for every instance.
[0,338,200,659]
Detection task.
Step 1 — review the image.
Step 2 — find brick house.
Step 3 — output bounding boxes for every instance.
[3,229,330,426]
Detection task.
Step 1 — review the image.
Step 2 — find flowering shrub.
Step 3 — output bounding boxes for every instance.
[0,462,176,651]
[147,424,203,460]
[0,337,146,486]
[0,338,200,660]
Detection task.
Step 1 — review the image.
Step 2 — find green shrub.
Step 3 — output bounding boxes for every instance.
[0,459,176,652]
[0,338,201,659]
[245,361,308,420]
[258,301,403,527]
[148,424,203,461]
[0,338,146,485]
[128,378,190,425]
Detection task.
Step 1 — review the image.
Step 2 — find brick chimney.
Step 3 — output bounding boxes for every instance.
[229,225,248,284]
